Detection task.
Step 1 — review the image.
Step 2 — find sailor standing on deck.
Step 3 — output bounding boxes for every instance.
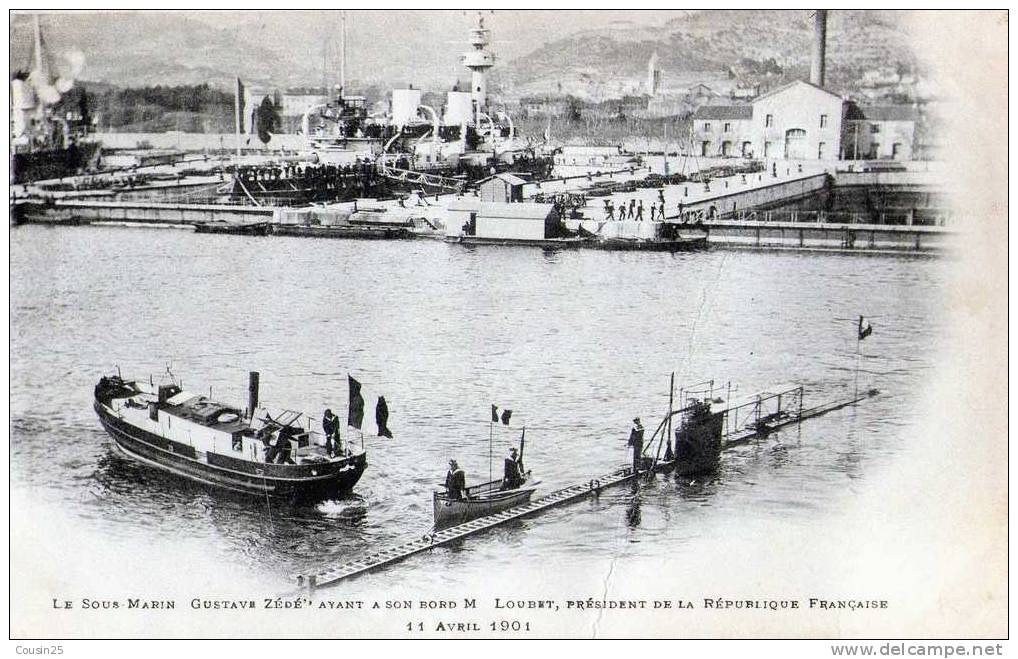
[322,409,341,457]
[445,459,468,500]
[628,417,645,474]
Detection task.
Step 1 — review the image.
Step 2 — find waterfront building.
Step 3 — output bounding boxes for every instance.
[691,105,754,157]
[446,199,557,240]
[478,173,526,203]
[692,80,918,161]
[519,95,569,119]
[242,86,332,135]
[842,104,919,161]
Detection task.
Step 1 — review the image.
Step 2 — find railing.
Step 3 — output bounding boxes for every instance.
[705,208,952,227]
[377,165,464,193]
[724,386,804,440]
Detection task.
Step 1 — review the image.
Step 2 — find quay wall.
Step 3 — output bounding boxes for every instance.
[668,172,829,219]
[21,199,275,225]
[831,170,944,188]
[703,220,951,253]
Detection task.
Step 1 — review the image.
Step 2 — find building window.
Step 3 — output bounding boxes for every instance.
[765,114,773,127]
[703,122,711,132]
[721,141,732,156]
[723,122,731,132]
[820,114,828,128]
[818,142,827,159]
[870,124,881,134]
[701,141,710,156]
[764,141,773,157]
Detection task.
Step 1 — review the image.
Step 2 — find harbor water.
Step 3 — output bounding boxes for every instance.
[10,224,948,606]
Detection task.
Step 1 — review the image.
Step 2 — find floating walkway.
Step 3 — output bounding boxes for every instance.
[296,466,636,591]
[293,387,878,592]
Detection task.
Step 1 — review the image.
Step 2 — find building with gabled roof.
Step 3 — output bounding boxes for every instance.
[477,172,527,203]
[692,104,755,157]
[690,80,918,161]
[842,102,919,160]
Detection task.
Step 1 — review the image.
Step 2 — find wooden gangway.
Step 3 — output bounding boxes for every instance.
[295,467,635,591]
[294,387,878,592]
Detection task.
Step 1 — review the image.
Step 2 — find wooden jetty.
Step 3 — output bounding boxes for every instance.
[293,386,878,592]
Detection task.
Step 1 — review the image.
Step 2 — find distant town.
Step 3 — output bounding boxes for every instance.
[11,10,949,254]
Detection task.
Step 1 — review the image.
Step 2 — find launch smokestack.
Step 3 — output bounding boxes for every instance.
[248,371,260,418]
[810,10,828,87]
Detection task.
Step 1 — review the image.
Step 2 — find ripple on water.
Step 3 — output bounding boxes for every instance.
[9,225,947,588]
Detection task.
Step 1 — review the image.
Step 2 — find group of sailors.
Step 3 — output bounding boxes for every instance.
[443,447,525,500]
[604,198,664,222]
[260,407,346,464]
[603,196,692,224]
[234,161,378,189]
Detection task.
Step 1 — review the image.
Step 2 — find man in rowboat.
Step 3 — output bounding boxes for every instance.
[445,459,468,500]
[501,448,524,491]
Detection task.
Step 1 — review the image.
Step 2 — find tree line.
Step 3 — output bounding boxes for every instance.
[71,82,235,132]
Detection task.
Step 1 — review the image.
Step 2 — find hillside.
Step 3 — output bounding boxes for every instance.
[11,10,921,100]
[496,10,921,99]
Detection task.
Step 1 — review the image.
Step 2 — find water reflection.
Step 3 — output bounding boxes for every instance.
[625,483,642,529]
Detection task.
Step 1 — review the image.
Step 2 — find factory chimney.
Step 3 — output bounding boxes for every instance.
[810,10,828,88]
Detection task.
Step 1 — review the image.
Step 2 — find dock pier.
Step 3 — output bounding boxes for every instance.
[13,158,951,254]
[293,387,877,592]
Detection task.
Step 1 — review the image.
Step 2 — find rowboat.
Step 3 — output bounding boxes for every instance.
[432,475,539,529]
[433,421,539,529]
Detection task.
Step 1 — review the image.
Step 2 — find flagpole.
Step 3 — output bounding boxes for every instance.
[666,371,674,459]
[854,335,860,399]
[854,316,862,399]
[234,76,242,159]
[488,420,493,485]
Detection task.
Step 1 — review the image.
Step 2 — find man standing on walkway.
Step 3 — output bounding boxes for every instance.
[628,417,645,474]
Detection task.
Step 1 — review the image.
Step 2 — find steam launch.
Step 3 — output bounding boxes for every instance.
[93,370,368,502]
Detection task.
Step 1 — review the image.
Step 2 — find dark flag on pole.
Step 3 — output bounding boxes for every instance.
[347,375,364,429]
[375,396,393,438]
[491,404,513,425]
[858,316,873,341]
